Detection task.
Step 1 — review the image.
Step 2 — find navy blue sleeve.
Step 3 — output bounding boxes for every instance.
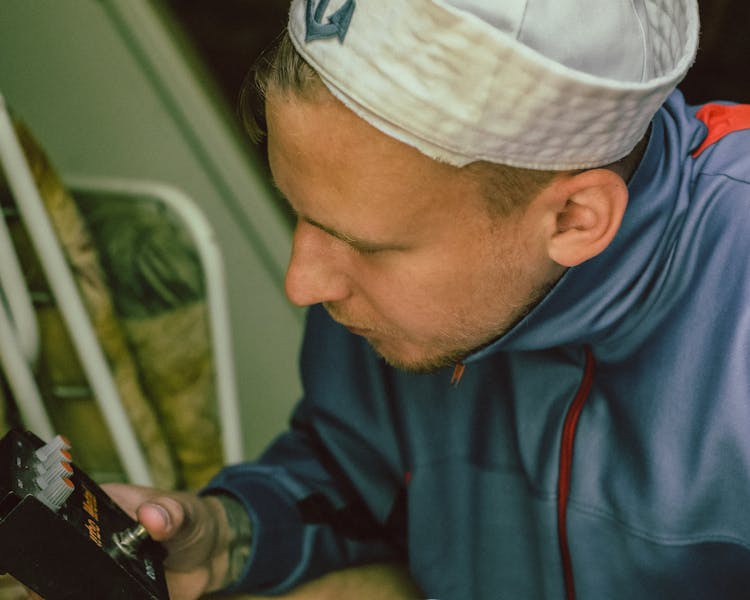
[202,305,408,595]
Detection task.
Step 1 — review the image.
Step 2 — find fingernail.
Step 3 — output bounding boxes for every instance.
[146,502,171,530]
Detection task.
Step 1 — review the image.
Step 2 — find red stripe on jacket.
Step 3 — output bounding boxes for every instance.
[692,103,750,158]
[557,347,596,600]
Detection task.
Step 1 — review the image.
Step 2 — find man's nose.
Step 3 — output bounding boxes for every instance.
[284,220,351,307]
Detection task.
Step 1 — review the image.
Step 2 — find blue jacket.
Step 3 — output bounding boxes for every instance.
[205,90,750,599]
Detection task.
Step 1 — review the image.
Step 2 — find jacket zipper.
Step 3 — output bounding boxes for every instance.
[557,346,595,600]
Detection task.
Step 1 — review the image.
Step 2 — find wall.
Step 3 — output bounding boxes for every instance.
[0,0,304,460]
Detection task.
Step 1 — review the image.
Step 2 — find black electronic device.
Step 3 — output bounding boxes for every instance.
[0,428,169,599]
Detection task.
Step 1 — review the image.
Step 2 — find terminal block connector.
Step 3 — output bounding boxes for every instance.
[0,429,169,600]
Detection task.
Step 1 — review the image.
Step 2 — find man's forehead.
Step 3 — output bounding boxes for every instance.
[266,87,465,187]
[266,95,497,243]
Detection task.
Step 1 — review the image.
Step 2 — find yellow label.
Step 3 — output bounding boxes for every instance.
[85,517,103,547]
[82,488,98,520]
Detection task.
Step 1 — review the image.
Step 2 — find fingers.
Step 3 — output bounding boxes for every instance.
[99,483,231,593]
[102,484,223,570]
[102,483,188,542]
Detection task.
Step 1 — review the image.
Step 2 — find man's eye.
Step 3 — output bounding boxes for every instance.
[350,243,381,256]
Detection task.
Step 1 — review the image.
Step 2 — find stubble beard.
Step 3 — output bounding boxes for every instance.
[324,275,558,375]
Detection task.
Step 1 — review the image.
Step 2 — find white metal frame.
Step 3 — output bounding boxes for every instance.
[0,91,242,486]
[64,174,243,466]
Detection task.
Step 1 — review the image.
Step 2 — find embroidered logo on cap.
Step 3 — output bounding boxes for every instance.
[305,0,356,43]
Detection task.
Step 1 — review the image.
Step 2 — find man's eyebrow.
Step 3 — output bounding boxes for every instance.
[304,216,357,244]
[270,179,404,251]
[302,216,398,252]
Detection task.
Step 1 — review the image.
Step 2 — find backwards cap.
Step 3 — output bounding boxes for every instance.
[288,0,699,170]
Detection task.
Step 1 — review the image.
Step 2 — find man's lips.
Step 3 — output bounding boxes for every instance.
[325,306,374,336]
[335,320,373,336]
[343,324,371,336]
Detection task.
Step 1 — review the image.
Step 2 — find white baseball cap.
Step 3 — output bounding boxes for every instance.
[288,0,699,170]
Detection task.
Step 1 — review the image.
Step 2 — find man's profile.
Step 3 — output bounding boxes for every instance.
[41,1,750,599]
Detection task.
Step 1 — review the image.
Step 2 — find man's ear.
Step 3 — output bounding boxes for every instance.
[546,169,628,267]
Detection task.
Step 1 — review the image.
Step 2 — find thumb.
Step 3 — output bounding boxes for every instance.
[136,496,186,543]
[102,483,228,578]
[102,483,189,545]
[139,493,226,574]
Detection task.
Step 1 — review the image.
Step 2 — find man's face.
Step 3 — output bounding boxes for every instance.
[267,86,563,372]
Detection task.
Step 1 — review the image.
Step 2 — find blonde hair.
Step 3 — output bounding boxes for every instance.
[240,31,323,144]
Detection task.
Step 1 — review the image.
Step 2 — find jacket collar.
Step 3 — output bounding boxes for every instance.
[466,90,706,362]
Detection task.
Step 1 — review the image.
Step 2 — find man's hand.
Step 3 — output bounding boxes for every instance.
[23,482,231,600]
[102,486,425,600]
[102,483,232,600]
[23,484,424,600]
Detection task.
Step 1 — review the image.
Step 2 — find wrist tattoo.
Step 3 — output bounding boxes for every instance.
[213,493,252,588]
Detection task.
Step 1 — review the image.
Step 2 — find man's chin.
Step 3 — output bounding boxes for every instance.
[367,339,471,374]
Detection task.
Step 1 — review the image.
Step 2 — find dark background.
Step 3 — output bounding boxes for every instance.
[163,1,750,139]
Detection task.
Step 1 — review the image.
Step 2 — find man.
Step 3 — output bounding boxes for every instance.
[86,0,750,598]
